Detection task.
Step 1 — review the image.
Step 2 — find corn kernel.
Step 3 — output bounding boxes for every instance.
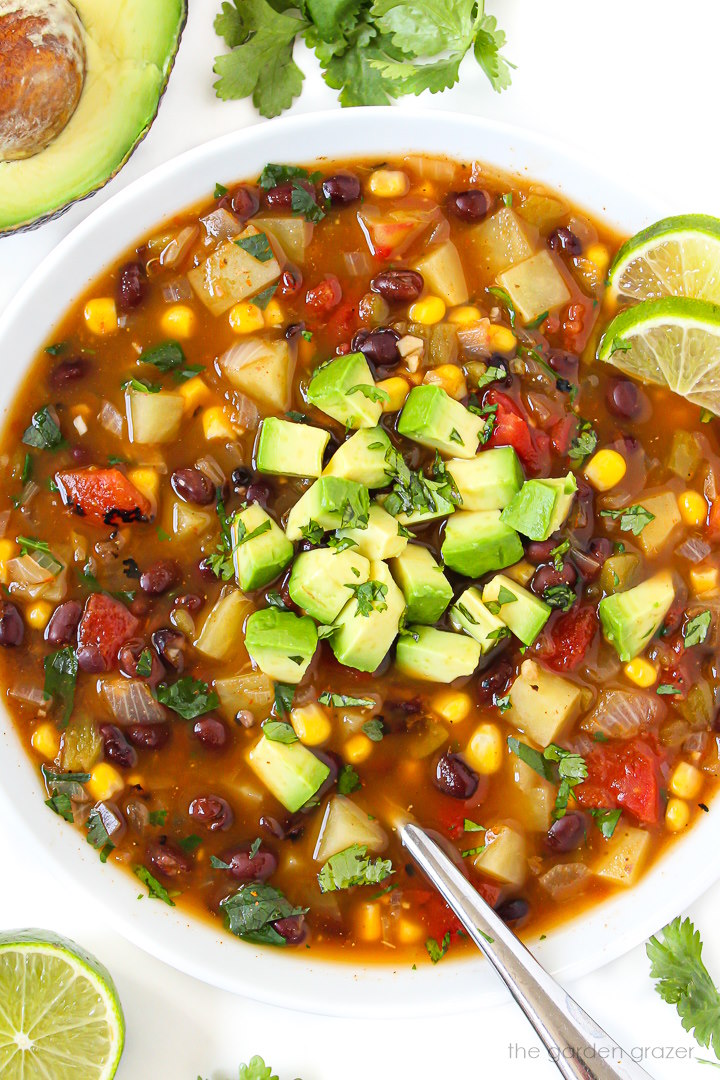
[291,703,331,746]
[87,763,125,802]
[27,601,52,631]
[367,169,410,199]
[690,565,718,595]
[584,448,627,491]
[0,539,17,562]
[178,376,212,415]
[669,761,703,800]
[412,180,437,200]
[408,295,446,325]
[665,797,690,832]
[31,722,60,760]
[504,559,535,586]
[355,902,382,942]
[201,406,235,441]
[396,917,425,944]
[263,299,285,328]
[432,690,472,725]
[83,297,117,336]
[465,722,503,775]
[678,490,707,527]
[229,301,264,335]
[377,376,410,413]
[423,364,467,400]
[161,304,196,339]
[343,733,373,764]
[586,243,610,274]
[487,324,517,353]
[127,467,159,507]
[623,658,658,689]
[447,305,483,326]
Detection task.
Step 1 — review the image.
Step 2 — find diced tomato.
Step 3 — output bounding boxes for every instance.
[483,389,549,474]
[77,593,139,671]
[436,802,466,838]
[305,275,342,313]
[708,498,720,537]
[576,737,665,824]
[542,606,598,671]
[413,891,465,943]
[325,300,358,343]
[56,468,152,526]
[550,414,577,456]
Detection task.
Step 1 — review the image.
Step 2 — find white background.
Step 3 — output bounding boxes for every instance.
[1,2,719,1077]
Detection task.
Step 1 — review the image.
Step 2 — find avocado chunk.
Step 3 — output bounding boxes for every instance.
[336,503,408,561]
[285,477,370,541]
[0,0,187,234]
[306,353,383,429]
[390,545,452,624]
[598,569,675,662]
[288,547,371,624]
[482,574,551,646]
[245,609,318,683]
[450,586,508,653]
[330,560,406,672]
[447,447,524,511]
[396,626,481,683]
[381,479,456,527]
[255,416,329,479]
[323,427,392,488]
[248,735,330,813]
[506,659,583,745]
[500,473,577,541]
[397,386,486,459]
[442,510,523,578]
[231,504,293,592]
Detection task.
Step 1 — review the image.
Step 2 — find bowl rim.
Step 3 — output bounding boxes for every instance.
[0,107,710,1018]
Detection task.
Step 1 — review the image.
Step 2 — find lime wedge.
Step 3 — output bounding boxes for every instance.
[597,296,720,414]
[0,930,124,1080]
[608,214,720,304]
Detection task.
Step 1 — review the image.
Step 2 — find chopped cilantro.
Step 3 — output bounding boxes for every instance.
[600,503,655,536]
[318,844,393,892]
[156,677,219,719]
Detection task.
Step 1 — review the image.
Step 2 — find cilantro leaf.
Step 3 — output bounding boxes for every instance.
[300,519,324,545]
[156,677,219,719]
[589,807,622,839]
[86,807,115,863]
[262,720,298,744]
[318,692,375,708]
[568,422,598,463]
[543,583,576,612]
[473,11,514,91]
[337,763,361,794]
[684,610,711,648]
[647,916,720,1057]
[134,865,176,906]
[361,717,384,741]
[347,578,388,617]
[426,931,451,963]
[43,647,77,729]
[22,406,64,450]
[139,340,186,372]
[348,383,390,404]
[318,843,393,892]
[274,682,296,716]
[600,503,655,536]
[543,744,588,819]
[291,180,326,223]
[238,1056,279,1080]
[221,882,307,945]
[235,231,274,262]
[45,792,74,822]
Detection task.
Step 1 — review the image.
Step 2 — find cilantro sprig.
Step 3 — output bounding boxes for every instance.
[647,916,720,1060]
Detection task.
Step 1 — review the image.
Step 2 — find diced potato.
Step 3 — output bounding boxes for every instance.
[512,758,555,832]
[516,193,567,230]
[253,216,313,263]
[126,389,184,444]
[220,338,296,413]
[473,824,527,886]
[496,250,571,323]
[506,659,584,746]
[188,224,281,316]
[634,491,682,558]
[313,795,388,863]
[413,240,469,306]
[468,207,535,278]
[172,501,213,538]
[214,671,273,721]
[593,825,651,886]
[194,590,252,661]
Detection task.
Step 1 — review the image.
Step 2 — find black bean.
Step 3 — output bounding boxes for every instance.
[351,327,400,366]
[447,189,492,221]
[116,261,147,310]
[606,379,643,419]
[117,639,165,686]
[530,562,577,596]
[434,752,479,799]
[69,445,91,465]
[245,482,272,509]
[147,839,192,877]
[48,357,90,389]
[126,724,170,750]
[524,540,557,566]
[475,658,514,705]
[171,467,215,506]
[546,812,586,852]
[151,628,185,672]
[279,265,303,298]
[174,593,203,614]
[548,350,579,379]
[322,173,361,205]
[284,322,306,343]
[45,600,82,645]
[265,179,315,210]
[548,227,582,256]
[100,724,137,769]
[496,898,530,924]
[140,559,179,595]
[76,645,105,673]
[219,185,259,221]
[193,715,228,750]
[220,843,278,882]
[0,602,23,647]
[188,795,234,831]
[273,914,306,944]
[231,465,255,489]
[370,269,424,303]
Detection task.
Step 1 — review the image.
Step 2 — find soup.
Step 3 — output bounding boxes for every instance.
[1,155,718,964]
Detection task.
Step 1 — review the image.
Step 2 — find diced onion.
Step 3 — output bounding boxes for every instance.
[160,225,200,269]
[343,251,373,277]
[99,401,124,438]
[8,683,49,707]
[675,536,712,563]
[102,679,167,726]
[403,155,457,183]
[581,689,663,741]
[200,208,242,243]
[229,391,259,433]
[539,862,590,900]
[196,455,225,487]
[457,323,490,358]
[426,217,451,246]
[93,801,126,840]
[14,481,39,508]
[0,510,9,537]
[7,553,56,587]
[161,277,193,304]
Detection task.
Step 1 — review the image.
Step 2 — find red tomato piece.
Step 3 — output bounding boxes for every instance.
[56,468,152,526]
[305,275,342,312]
[484,389,549,473]
[576,738,664,824]
[414,891,465,944]
[77,593,139,672]
[709,498,720,537]
[542,606,598,671]
[550,414,577,456]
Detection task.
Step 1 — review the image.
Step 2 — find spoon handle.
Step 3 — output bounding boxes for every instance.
[401,823,653,1080]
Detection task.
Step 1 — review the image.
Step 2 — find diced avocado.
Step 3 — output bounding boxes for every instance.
[598,569,675,662]
[412,240,469,306]
[381,479,456,527]
[285,477,370,541]
[288,547,370,624]
[447,447,524,511]
[397,385,485,459]
[255,417,329,479]
[323,427,392,488]
[330,560,406,672]
[442,510,523,578]
[450,586,508,654]
[245,609,318,684]
[496,250,571,324]
[232,504,293,592]
[248,735,330,813]
[336,503,408,561]
[500,473,577,541]
[306,352,383,429]
[390,545,453,624]
[482,574,551,646]
[395,626,481,683]
[506,659,584,745]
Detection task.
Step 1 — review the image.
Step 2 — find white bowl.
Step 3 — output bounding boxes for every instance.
[0,108,709,1017]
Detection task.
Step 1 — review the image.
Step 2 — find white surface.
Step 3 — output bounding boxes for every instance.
[0,1,718,1076]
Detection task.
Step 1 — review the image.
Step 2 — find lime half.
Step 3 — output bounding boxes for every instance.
[597,296,720,414]
[0,930,124,1080]
[608,213,720,304]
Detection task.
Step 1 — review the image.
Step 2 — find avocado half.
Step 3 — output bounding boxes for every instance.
[0,0,187,235]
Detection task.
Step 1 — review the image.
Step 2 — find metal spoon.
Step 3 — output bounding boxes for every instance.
[401,822,653,1080]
